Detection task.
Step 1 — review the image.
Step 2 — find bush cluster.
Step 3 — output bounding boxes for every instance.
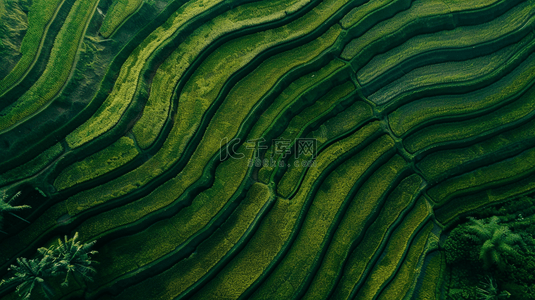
[444,196,535,299]
[0,233,98,300]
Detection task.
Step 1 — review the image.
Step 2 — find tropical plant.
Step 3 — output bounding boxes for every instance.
[0,256,57,300]
[476,275,510,300]
[38,232,98,287]
[0,191,30,233]
[1,232,98,299]
[467,216,522,271]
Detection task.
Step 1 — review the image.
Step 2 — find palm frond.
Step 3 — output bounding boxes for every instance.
[504,232,522,245]
[0,191,31,230]
[488,216,501,227]
[4,257,55,299]
[50,232,98,286]
[468,217,493,241]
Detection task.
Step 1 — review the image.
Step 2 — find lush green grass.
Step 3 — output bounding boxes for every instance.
[73,28,345,294]
[138,0,347,156]
[95,182,272,299]
[181,122,383,299]
[414,252,445,300]
[64,23,342,216]
[340,0,409,30]
[428,146,535,205]
[248,59,346,143]
[65,28,344,288]
[132,0,312,149]
[64,0,344,215]
[99,0,144,38]
[265,80,356,164]
[306,100,374,145]
[389,51,535,138]
[435,171,535,225]
[341,0,506,61]
[377,225,435,299]
[368,34,535,105]
[255,61,350,183]
[325,177,423,299]
[350,202,432,300]
[54,136,140,191]
[97,121,383,300]
[4,0,535,299]
[332,196,430,299]
[258,81,356,196]
[0,142,63,186]
[428,148,535,204]
[0,0,64,95]
[404,74,535,153]
[0,0,99,131]
[0,0,28,77]
[207,137,392,300]
[301,158,413,300]
[417,116,535,182]
[66,0,228,149]
[276,100,374,197]
[82,142,253,286]
[249,135,396,300]
[357,1,535,88]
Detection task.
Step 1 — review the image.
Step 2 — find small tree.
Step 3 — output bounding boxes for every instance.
[39,232,98,287]
[467,217,522,271]
[0,191,31,233]
[0,256,57,299]
[1,232,98,299]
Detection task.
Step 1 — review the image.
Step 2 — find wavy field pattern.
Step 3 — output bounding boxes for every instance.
[0,0,534,299]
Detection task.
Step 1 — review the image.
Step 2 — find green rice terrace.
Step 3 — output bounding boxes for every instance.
[1,0,535,299]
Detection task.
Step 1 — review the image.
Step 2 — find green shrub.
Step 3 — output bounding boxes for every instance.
[444,225,481,264]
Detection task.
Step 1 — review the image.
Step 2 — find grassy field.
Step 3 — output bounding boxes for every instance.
[99,0,144,38]
[1,0,535,299]
[0,0,64,95]
[0,0,99,131]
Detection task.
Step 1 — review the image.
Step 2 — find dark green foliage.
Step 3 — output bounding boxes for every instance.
[444,225,480,265]
[0,233,98,299]
[38,232,98,287]
[0,0,29,78]
[3,0,535,299]
[1,256,56,300]
[475,197,535,223]
[476,276,510,300]
[466,216,522,271]
[445,198,535,299]
[0,191,30,232]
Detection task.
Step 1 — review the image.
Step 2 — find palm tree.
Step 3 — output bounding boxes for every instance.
[39,232,98,287]
[0,256,57,299]
[476,275,510,300]
[467,216,522,271]
[0,191,31,233]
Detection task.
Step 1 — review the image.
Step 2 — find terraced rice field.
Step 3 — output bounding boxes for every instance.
[0,0,534,299]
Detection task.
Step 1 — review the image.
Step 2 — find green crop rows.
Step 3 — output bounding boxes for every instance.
[1,0,535,299]
[99,0,144,38]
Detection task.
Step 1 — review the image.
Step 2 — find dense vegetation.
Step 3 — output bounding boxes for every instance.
[0,0,534,299]
[444,197,535,299]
